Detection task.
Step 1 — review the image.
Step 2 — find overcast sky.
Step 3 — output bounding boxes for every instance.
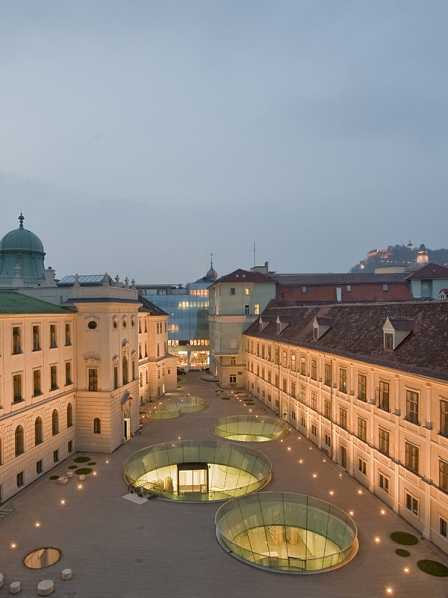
[0,1,447,283]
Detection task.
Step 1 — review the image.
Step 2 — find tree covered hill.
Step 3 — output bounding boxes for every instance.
[350,244,448,273]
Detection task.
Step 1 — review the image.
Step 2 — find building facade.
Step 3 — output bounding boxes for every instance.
[0,216,176,504]
[209,268,276,388]
[245,301,448,555]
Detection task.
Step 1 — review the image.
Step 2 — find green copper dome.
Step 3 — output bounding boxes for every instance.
[0,214,46,279]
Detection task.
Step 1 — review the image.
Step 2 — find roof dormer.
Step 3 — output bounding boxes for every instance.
[259,317,269,332]
[312,316,333,340]
[275,316,289,334]
[382,316,413,350]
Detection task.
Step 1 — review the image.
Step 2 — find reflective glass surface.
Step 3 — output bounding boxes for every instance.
[23,547,61,569]
[214,415,289,442]
[215,492,358,573]
[124,440,272,502]
[147,396,205,419]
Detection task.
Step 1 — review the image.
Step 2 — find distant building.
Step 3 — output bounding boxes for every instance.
[407,263,448,299]
[209,267,276,388]
[138,260,217,369]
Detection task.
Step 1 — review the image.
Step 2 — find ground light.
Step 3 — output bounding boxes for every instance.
[215,492,358,574]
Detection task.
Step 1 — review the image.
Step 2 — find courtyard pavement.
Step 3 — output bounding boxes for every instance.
[1,373,448,597]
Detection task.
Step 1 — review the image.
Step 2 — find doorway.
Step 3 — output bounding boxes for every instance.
[124,417,131,441]
[177,463,208,493]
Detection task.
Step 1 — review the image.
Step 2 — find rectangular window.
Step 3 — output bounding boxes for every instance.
[282,378,287,393]
[33,369,41,396]
[291,410,296,420]
[358,417,367,442]
[13,373,22,403]
[311,424,317,436]
[50,324,57,348]
[229,374,237,384]
[290,382,296,398]
[378,381,390,411]
[68,440,73,453]
[275,375,279,388]
[17,472,24,488]
[65,362,72,385]
[406,390,419,424]
[441,400,448,437]
[339,407,347,430]
[50,365,58,390]
[244,288,251,295]
[358,458,367,475]
[254,304,260,315]
[358,374,367,402]
[12,326,21,354]
[311,359,317,381]
[53,449,59,463]
[339,368,347,393]
[336,446,346,471]
[311,393,317,411]
[267,347,271,361]
[384,332,393,349]
[300,386,306,404]
[405,442,419,474]
[282,351,287,367]
[405,492,419,516]
[291,354,296,372]
[301,416,306,428]
[440,518,448,538]
[325,433,331,447]
[244,305,250,315]
[439,460,448,493]
[65,323,71,346]
[36,460,42,475]
[324,400,331,419]
[378,428,390,456]
[261,345,265,359]
[324,364,331,386]
[230,287,236,295]
[267,371,271,384]
[231,357,236,366]
[300,357,306,376]
[379,473,389,493]
[88,368,98,391]
[114,367,118,390]
[33,325,40,351]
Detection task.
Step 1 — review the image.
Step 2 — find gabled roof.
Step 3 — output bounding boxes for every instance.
[213,269,276,285]
[0,292,71,314]
[139,295,169,316]
[406,263,448,280]
[386,316,414,331]
[245,301,448,382]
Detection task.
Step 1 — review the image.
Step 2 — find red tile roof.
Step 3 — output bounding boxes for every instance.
[406,263,448,280]
[213,269,276,284]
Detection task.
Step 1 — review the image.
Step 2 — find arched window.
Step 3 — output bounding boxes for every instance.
[67,403,73,428]
[15,425,24,456]
[93,418,101,434]
[35,417,43,445]
[122,356,128,385]
[52,410,59,436]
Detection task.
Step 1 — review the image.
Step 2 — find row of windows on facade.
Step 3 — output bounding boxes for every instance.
[247,348,421,422]
[15,441,73,489]
[212,285,252,297]
[249,362,435,434]
[177,301,209,310]
[2,414,103,464]
[212,304,259,315]
[12,358,136,401]
[11,324,72,354]
[254,387,448,501]
[167,339,210,347]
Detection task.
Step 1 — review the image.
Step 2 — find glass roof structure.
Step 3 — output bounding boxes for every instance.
[214,415,289,442]
[124,440,272,502]
[146,396,205,419]
[215,492,358,573]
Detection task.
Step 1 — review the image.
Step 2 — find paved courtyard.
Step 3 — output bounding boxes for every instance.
[1,373,448,597]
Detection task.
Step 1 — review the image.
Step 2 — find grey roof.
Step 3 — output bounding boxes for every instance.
[139,295,169,316]
[272,272,409,285]
[58,274,108,286]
